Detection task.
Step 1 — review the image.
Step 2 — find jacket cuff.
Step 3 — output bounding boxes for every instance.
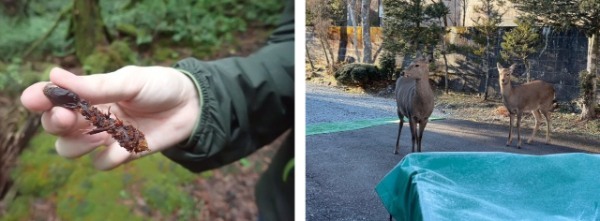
[161,58,228,171]
[174,68,203,148]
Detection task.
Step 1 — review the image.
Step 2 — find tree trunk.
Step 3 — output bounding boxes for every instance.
[1,101,41,202]
[482,35,491,100]
[442,48,450,94]
[318,37,331,67]
[338,1,348,63]
[348,0,361,63]
[524,59,531,83]
[361,0,372,63]
[582,33,599,119]
[306,42,316,71]
[462,0,468,26]
[72,0,108,63]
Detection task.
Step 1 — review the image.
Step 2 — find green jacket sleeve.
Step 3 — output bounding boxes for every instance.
[161,0,294,173]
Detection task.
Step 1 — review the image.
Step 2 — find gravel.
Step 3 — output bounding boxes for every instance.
[306,84,397,124]
[306,83,446,124]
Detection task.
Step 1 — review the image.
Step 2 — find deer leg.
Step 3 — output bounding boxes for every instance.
[542,110,552,144]
[408,118,417,153]
[507,114,513,146]
[528,110,542,144]
[395,114,405,154]
[516,112,523,148]
[417,120,428,152]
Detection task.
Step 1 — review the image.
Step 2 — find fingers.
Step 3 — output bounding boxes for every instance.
[55,132,107,159]
[49,67,143,105]
[54,126,149,170]
[93,142,135,170]
[56,132,135,171]
[21,82,54,112]
[40,107,79,135]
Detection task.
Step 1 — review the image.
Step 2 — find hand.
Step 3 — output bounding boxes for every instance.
[20,66,200,170]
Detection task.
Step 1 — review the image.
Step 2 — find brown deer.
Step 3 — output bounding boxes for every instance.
[394,57,434,153]
[497,63,555,148]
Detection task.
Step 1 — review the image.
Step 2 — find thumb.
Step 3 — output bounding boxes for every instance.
[49,67,144,105]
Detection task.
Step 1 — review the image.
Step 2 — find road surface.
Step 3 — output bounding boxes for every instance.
[305,83,600,220]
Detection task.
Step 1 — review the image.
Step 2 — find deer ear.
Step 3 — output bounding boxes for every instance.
[497,62,503,70]
[509,64,517,72]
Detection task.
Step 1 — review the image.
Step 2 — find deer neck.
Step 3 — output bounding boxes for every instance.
[500,79,515,102]
[415,78,432,98]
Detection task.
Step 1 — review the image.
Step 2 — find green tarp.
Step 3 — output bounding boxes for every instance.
[375,152,600,221]
[306,116,444,136]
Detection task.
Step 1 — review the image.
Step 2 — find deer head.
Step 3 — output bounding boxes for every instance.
[497,63,517,87]
[402,57,430,80]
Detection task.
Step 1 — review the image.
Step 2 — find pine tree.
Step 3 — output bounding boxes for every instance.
[382,0,448,60]
[500,18,540,82]
[470,0,506,100]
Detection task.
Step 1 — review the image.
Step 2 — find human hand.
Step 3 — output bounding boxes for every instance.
[20,66,200,170]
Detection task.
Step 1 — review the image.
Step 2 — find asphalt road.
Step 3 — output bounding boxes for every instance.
[305,83,600,221]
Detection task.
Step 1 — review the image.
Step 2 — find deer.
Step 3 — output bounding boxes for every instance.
[394,57,434,154]
[497,63,555,148]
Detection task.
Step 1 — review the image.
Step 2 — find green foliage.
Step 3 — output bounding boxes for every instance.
[83,40,137,74]
[379,51,397,80]
[7,132,200,220]
[334,63,383,87]
[501,19,540,61]
[382,0,449,58]
[457,0,505,68]
[501,18,540,81]
[0,58,51,96]
[1,0,281,63]
[153,47,180,63]
[101,0,282,57]
[511,0,600,35]
[0,15,70,62]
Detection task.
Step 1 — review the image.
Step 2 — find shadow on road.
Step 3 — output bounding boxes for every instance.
[306,118,598,220]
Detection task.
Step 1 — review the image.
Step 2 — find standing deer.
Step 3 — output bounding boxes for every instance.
[497,63,555,148]
[394,57,434,154]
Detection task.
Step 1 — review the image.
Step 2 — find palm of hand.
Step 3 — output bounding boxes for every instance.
[21,66,199,170]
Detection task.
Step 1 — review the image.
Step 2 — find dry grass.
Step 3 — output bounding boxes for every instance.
[435,92,600,138]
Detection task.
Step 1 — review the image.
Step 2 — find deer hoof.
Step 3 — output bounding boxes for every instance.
[394,150,399,155]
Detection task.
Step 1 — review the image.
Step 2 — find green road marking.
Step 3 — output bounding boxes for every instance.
[306,116,445,136]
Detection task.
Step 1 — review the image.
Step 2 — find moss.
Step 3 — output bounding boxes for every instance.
[11,133,73,197]
[1,196,33,220]
[115,23,139,37]
[83,51,112,74]
[82,41,137,74]
[153,47,180,62]
[8,132,201,220]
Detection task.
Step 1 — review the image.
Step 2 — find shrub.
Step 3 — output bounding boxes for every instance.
[334,63,382,87]
[379,51,396,80]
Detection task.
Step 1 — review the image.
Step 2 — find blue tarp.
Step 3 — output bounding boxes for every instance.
[375,152,600,221]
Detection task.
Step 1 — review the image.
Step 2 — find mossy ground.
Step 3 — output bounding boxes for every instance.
[3,131,276,220]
